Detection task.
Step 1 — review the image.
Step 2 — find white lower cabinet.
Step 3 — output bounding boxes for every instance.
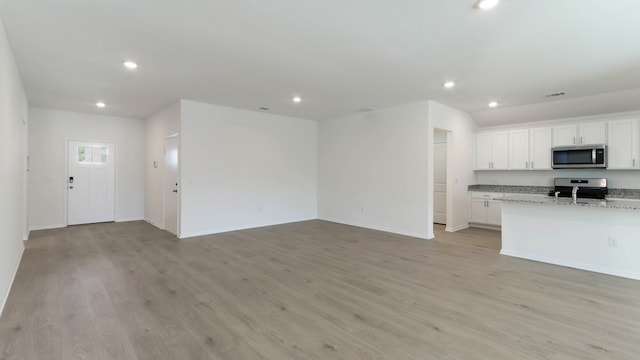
[470,192,504,227]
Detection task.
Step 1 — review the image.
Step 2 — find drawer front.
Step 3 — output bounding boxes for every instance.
[470,192,504,199]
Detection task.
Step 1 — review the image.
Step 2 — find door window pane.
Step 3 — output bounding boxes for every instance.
[78,145,108,164]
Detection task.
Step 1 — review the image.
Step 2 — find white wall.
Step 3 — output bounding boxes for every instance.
[28,108,145,230]
[179,100,317,238]
[144,101,180,228]
[0,17,28,315]
[428,101,477,235]
[318,101,431,238]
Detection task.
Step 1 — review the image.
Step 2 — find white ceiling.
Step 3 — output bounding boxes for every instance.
[1,0,640,126]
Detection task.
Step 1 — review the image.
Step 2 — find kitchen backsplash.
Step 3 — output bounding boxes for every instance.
[474,169,640,189]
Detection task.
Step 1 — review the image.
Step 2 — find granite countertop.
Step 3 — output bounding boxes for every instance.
[468,185,640,199]
[467,185,551,195]
[499,194,640,210]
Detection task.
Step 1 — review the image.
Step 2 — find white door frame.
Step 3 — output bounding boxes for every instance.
[65,139,117,226]
[163,134,180,236]
[429,128,454,237]
[433,130,448,225]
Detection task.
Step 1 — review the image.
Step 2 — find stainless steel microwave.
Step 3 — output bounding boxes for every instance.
[552,144,607,169]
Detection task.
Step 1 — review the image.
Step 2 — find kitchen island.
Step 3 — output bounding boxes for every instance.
[500,195,640,280]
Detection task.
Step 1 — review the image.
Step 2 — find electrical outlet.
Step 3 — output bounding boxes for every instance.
[608,237,618,248]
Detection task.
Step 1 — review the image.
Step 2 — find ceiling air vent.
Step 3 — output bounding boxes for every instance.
[545,92,566,98]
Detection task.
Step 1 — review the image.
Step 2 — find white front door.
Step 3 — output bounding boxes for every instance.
[434,141,447,225]
[164,136,179,235]
[67,141,115,225]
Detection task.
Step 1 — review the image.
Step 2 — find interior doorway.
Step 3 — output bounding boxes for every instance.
[164,135,179,235]
[67,141,115,225]
[433,129,449,226]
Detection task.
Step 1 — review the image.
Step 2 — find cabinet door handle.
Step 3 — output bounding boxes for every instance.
[573,136,576,144]
[531,161,534,168]
[580,136,583,144]
[634,159,636,167]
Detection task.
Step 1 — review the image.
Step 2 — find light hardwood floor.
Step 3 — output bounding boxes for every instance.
[1,220,639,359]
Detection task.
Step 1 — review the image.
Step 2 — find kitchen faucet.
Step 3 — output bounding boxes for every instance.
[572,185,580,204]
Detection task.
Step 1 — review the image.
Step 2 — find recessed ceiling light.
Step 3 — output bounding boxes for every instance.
[443,81,455,88]
[293,96,302,103]
[123,61,138,70]
[474,0,499,10]
[488,101,498,108]
[96,102,106,108]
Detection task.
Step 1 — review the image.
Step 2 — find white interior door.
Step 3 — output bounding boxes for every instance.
[164,136,179,235]
[434,136,447,225]
[67,141,115,225]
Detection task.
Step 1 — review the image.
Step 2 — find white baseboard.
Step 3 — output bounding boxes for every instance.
[1,245,25,318]
[500,249,640,281]
[318,217,430,240]
[144,217,164,229]
[468,222,501,231]
[115,217,144,223]
[446,223,470,232]
[29,223,66,231]
[178,217,317,239]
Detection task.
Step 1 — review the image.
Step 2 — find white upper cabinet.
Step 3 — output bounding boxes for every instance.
[507,128,552,170]
[553,122,607,146]
[607,119,640,169]
[581,122,607,145]
[476,131,508,170]
[553,125,578,146]
[476,133,492,170]
[491,132,509,169]
[529,127,552,170]
[508,129,529,170]
[475,117,640,171]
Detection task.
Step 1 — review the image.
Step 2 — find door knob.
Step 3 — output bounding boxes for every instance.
[172,190,178,193]
[68,186,74,189]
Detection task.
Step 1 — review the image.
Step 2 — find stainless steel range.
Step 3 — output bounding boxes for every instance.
[548,178,608,200]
